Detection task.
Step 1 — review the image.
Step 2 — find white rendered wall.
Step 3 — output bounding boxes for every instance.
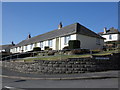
[102,34,119,42]
[10,33,104,53]
[52,39,56,50]
[60,34,77,50]
[77,34,104,50]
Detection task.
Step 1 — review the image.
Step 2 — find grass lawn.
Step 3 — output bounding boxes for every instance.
[16,49,119,62]
[22,54,91,62]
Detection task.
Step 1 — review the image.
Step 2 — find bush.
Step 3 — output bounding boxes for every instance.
[69,49,90,55]
[103,46,107,51]
[90,49,101,53]
[44,46,52,51]
[48,48,52,50]
[81,49,90,53]
[117,44,120,49]
[48,51,55,56]
[33,47,41,51]
[44,46,49,50]
[63,46,69,50]
[69,40,80,49]
[70,49,82,55]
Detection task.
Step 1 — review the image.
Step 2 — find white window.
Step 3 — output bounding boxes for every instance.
[96,38,100,45]
[109,35,112,39]
[15,48,17,52]
[25,45,27,50]
[30,44,33,49]
[21,46,24,51]
[13,48,15,52]
[48,39,52,47]
[19,47,20,51]
[40,41,43,48]
[17,47,19,51]
[64,35,70,45]
[34,42,37,47]
[45,41,47,46]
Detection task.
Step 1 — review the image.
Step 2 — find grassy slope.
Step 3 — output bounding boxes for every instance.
[17,50,119,62]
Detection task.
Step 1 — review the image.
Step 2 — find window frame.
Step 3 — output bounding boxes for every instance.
[109,35,112,39]
[48,39,53,47]
[64,35,71,45]
[30,44,33,49]
[40,41,43,48]
[25,45,27,50]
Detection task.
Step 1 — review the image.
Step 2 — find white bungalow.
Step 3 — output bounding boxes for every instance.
[0,42,15,53]
[99,27,120,47]
[99,27,120,42]
[10,22,104,53]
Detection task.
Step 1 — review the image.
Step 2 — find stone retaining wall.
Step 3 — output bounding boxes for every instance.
[2,53,120,74]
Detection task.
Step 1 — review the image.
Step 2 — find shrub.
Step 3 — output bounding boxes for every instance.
[81,49,90,53]
[70,49,82,55]
[69,49,90,55]
[63,46,69,50]
[44,46,52,51]
[48,48,52,50]
[117,44,120,49]
[44,46,49,50]
[48,51,55,56]
[68,40,80,49]
[103,46,107,51]
[33,47,41,51]
[90,49,101,53]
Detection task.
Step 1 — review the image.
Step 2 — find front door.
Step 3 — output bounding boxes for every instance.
[56,38,59,50]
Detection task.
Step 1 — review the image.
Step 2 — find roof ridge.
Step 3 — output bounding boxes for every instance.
[11,22,77,48]
[23,22,77,41]
[76,23,104,39]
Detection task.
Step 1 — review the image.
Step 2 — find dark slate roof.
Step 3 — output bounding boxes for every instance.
[11,23,104,48]
[107,27,120,34]
[0,44,13,50]
[99,27,120,35]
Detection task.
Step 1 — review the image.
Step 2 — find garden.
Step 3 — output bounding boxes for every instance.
[13,40,119,62]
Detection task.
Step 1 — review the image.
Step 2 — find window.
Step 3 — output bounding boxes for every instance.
[48,39,52,47]
[30,44,33,49]
[17,47,19,51]
[34,42,37,47]
[40,41,43,48]
[96,38,100,45]
[64,35,70,45]
[25,45,27,50]
[45,41,47,46]
[19,47,21,51]
[15,48,17,52]
[109,35,112,39]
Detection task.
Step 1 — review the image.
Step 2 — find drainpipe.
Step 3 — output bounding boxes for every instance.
[60,36,62,60]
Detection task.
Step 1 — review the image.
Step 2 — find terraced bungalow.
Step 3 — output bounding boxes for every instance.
[10,22,104,53]
[0,44,14,53]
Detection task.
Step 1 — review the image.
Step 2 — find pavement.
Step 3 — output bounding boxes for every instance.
[1,67,119,80]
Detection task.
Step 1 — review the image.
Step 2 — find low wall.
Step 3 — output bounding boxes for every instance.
[2,53,120,74]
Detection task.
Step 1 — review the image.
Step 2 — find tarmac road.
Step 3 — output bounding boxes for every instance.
[1,67,119,89]
[2,77,118,88]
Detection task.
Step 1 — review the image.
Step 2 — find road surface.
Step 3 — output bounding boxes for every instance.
[1,67,119,89]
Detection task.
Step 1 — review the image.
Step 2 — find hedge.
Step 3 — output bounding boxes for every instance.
[68,40,80,49]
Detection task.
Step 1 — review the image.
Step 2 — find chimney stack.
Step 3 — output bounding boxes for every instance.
[58,22,62,29]
[27,34,31,39]
[11,41,15,46]
[104,27,107,34]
